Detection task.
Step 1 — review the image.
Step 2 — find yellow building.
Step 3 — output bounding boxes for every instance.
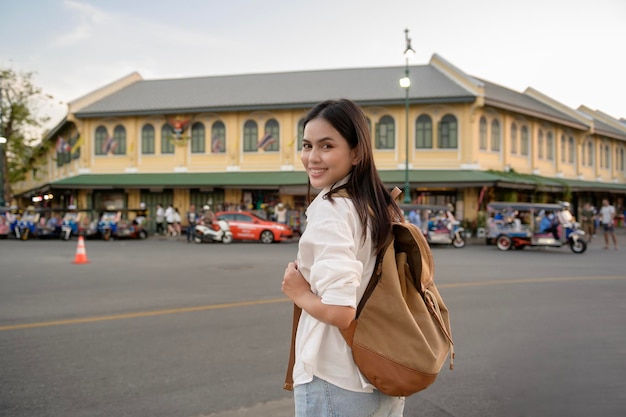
[14,54,626,232]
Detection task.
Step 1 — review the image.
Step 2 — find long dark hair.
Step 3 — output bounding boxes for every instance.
[303,99,403,255]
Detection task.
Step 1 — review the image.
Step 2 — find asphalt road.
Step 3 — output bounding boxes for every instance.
[0,232,625,417]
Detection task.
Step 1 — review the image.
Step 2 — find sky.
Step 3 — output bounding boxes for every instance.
[1,0,625,136]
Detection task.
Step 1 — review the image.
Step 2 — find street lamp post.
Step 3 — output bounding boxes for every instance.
[399,28,415,203]
[0,136,6,207]
[0,81,6,207]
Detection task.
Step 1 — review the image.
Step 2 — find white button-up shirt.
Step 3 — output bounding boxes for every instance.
[293,183,376,392]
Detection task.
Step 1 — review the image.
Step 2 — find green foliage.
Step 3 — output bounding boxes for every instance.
[0,67,53,200]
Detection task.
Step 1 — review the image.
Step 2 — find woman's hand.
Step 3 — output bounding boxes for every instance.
[282,261,355,329]
[281,261,311,304]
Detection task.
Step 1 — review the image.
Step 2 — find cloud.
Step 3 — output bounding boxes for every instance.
[52,0,112,46]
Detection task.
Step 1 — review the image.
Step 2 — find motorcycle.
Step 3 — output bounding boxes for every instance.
[194,219,233,244]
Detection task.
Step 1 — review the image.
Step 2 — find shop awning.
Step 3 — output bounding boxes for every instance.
[16,169,626,196]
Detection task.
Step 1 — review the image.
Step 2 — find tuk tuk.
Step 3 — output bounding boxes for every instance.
[97,209,121,240]
[486,201,586,253]
[399,203,466,248]
[14,206,41,240]
[0,206,14,238]
[60,206,85,240]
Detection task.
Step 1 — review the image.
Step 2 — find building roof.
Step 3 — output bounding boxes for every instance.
[74,65,476,118]
[479,78,588,130]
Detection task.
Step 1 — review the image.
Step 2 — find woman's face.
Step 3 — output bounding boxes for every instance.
[301,117,358,190]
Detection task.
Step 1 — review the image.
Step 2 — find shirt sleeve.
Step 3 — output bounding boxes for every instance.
[298,202,363,308]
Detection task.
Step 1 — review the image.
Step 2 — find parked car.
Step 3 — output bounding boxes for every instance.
[214,210,293,243]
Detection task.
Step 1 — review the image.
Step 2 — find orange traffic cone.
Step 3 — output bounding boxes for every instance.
[73,235,90,264]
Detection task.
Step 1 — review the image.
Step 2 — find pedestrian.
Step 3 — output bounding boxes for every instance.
[165,204,176,236]
[173,208,182,236]
[408,209,421,228]
[599,198,618,250]
[275,202,287,224]
[186,204,198,243]
[155,203,165,235]
[580,202,595,243]
[281,99,405,416]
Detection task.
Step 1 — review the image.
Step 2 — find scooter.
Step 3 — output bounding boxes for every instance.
[194,219,233,244]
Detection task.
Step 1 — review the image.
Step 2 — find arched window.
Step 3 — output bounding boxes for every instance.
[141,124,155,155]
[581,140,586,166]
[510,123,517,155]
[438,114,458,149]
[243,120,258,152]
[297,118,305,151]
[95,126,108,155]
[568,136,575,164]
[112,125,126,155]
[211,121,226,153]
[546,132,554,160]
[161,124,175,154]
[375,116,395,149]
[538,130,544,159]
[490,119,500,152]
[415,114,432,149]
[587,141,594,167]
[479,117,487,150]
[261,119,279,152]
[605,143,611,169]
[520,126,529,156]
[191,122,205,154]
[560,135,566,162]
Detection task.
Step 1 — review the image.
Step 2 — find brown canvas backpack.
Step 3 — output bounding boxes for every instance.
[284,192,454,397]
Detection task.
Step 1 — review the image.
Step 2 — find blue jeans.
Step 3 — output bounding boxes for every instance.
[187,224,195,241]
[294,376,405,417]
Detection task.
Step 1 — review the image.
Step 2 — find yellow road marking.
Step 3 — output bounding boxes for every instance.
[1,275,624,332]
[438,275,626,288]
[0,298,289,332]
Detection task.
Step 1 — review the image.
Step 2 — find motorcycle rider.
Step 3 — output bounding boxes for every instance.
[201,205,215,225]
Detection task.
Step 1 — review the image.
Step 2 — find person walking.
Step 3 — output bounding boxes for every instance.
[186,204,198,243]
[281,99,405,416]
[165,204,176,236]
[599,198,618,250]
[580,202,595,243]
[173,208,182,236]
[155,203,165,235]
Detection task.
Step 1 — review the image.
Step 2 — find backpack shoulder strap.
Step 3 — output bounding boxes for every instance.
[283,304,302,391]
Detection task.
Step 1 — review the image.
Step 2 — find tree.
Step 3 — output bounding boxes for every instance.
[0,67,53,206]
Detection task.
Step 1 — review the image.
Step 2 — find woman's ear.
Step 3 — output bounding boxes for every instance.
[351,149,361,166]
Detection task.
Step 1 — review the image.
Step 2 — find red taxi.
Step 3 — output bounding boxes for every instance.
[214,210,293,243]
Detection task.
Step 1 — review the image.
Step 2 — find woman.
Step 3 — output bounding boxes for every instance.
[281,99,405,416]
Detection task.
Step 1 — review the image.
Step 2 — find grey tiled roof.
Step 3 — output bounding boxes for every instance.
[478,78,588,129]
[74,65,476,117]
[588,117,626,139]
